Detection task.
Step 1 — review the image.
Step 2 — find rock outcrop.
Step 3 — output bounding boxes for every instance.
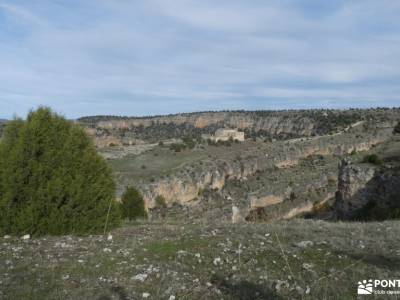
[335,158,400,220]
[95,112,316,137]
[79,109,400,145]
[334,160,376,218]
[140,127,393,209]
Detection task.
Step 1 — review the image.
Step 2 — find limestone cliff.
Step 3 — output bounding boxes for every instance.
[335,151,400,220]
[141,128,393,209]
[95,112,316,137]
[79,109,400,144]
[334,160,377,218]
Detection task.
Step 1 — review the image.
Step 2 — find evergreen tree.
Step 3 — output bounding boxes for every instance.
[0,107,120,236]
[121,187,147,220]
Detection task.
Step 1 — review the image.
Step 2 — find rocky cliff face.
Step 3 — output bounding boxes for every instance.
[334,160,377,218]
[80,109,400,144]
[335,157,400,220]
[141,128,393,209]
[96,112,316,137]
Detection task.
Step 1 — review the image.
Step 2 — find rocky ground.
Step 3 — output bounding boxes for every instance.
[1,219,400,300]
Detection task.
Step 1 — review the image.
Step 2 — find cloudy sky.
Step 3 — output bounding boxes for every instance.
[0,0,399,118]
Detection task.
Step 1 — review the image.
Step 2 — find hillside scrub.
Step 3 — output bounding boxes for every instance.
[362,154,382,165]
[0,107,121,236]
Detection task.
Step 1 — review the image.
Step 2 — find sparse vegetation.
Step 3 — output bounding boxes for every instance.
[155,195,167,208]
[169,142,187,152]
[362,154,382,165]
[182,136,196,149]
[353,200,400,221]
[207,138,234,147]
[1,220,400,299]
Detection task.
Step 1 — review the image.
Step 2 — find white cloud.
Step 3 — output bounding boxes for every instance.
[0,0,399,118]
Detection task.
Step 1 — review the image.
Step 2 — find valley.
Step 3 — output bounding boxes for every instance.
[83,109,400,224]
[2,108,400,300]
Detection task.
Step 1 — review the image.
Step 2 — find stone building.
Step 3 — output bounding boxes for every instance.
[202,128,245,142]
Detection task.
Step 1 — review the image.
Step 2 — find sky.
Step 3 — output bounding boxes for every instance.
[0,0,399,119]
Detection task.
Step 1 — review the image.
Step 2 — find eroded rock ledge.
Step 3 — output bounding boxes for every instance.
[141,127,393,210]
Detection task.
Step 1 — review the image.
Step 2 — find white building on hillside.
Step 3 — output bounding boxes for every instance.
[202,128,245,142]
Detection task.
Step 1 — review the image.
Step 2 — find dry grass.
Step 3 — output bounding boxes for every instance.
[1,219,399,299]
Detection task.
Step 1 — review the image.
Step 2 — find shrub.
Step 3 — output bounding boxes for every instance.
[154,195,167,219]
[155,195,167,208]
[289,192,297,201]
[182,136,196,149]
[0,107,120,236]
[169,143,186,152]
[121,187,147,220]
[362,154,382,165]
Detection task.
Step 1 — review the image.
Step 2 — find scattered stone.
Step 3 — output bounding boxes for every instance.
[213,257,222,266]
[132,273,148,282]
[302,263,314,270]
[294,241,314,248]
[107,234,113,241]
[142,292,150,298]
[21,234,30,240]
[306,286,311,294]
[168,296,175,300]
[296,286,304,295]
[275,280,289,292]
[232,206,244,223]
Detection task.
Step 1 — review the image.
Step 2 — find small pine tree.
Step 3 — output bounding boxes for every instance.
[0,107,121,236]
[155,195,167,219]
[362,154,382,165]
[155,195,167,208]
[121,187,147,220]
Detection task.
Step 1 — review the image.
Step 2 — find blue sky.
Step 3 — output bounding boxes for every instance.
[0,0,399,118]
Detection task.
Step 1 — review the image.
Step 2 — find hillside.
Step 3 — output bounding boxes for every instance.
[1,108,399,300]
[2,220,399,299]
[78,108,400,144]
[101,111,398,223]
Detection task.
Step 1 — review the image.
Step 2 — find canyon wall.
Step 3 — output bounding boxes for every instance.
[141,128,393,209]
[80,109,400,144]
[335,159,400,219]
[96,112,316,136]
